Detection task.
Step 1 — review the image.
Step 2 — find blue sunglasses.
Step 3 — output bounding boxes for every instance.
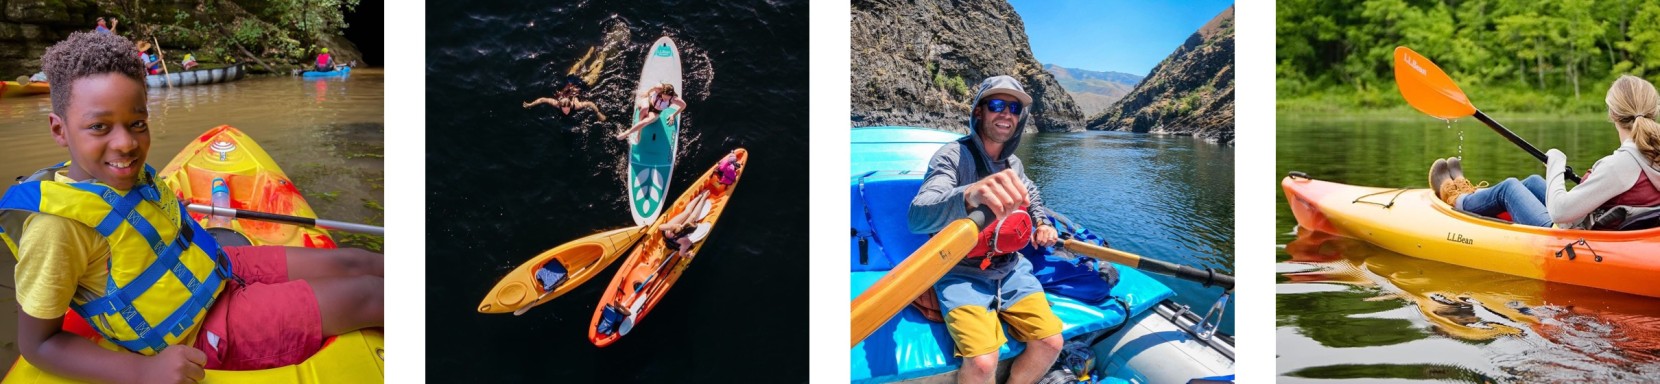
[983,99,1023,115]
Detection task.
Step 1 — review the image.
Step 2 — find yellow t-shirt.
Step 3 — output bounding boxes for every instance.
[14,171,112,320]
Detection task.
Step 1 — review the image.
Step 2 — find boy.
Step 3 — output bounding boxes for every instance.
[1,32,383,383]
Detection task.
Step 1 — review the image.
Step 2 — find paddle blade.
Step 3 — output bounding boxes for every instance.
[1394,46,1477,120]
[849,218,978,348]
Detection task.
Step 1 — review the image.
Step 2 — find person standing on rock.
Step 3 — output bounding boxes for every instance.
[908,75,1062,384]
[94,17,117,35]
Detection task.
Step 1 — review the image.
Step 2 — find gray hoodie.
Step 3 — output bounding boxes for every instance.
[908,81,1051,236]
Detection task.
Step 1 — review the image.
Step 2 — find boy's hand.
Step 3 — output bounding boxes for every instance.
[139,345,207,384]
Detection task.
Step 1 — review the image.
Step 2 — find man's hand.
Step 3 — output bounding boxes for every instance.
[964,169,1029,218]
[138,345,206,384]
[1033,224,1058,247]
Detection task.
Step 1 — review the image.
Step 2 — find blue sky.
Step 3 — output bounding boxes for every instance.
[1008,0,1234,76]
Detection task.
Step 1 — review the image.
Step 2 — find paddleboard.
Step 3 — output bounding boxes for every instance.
[628,36,683,226]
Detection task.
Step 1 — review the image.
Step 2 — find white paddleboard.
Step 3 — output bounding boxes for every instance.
[627,36,683,226]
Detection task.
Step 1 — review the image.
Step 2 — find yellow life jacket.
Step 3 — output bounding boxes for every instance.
[0,163,233,355]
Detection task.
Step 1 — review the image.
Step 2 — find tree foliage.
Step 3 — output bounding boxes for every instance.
[1278,0,1650,113]
[98,0,359,68]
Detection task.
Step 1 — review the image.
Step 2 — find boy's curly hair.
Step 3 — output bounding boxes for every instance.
[42,31,146,117]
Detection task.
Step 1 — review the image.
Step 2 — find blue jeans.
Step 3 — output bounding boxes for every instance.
[1456,175,1550,227]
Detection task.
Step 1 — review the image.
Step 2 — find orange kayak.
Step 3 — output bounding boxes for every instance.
[1282,174,1660,298]
[589,149,747,347]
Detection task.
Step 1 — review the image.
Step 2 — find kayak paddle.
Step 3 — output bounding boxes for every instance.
[187,203,384,235]
[1393,46,1581,183]
[850,207,992,348]
[1060,238,1234,291]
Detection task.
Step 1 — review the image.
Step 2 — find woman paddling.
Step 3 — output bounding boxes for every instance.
[1431,75,1660,229]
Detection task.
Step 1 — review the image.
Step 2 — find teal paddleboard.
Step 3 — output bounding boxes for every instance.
[628,36,683,226]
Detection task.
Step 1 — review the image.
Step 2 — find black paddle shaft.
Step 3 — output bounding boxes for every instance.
[1134,257,1235,291]
[1473,111,1582,184]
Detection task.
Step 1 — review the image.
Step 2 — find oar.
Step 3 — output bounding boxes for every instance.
[186,204,383,235]
[850,207,992,348]
[1394,46,1581,183]
[153,37,172,89]
[1061,238,1233,291]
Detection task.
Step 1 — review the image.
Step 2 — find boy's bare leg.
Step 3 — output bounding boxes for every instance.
[310,276,385,335]
[285,247,384,280]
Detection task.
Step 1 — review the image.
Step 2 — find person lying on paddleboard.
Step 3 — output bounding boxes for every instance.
[907,75,1062,384]
[3,32,384,383]
[523,74,608,121]
[1430,75,1660,230]
[615,82,686,141]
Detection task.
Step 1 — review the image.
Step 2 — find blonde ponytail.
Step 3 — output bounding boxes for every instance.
[1607,75,1660,166]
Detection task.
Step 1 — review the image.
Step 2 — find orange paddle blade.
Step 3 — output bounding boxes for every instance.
[1394,46,1477,120]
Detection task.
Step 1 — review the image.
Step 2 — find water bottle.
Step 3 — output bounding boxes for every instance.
[210,178,231,228]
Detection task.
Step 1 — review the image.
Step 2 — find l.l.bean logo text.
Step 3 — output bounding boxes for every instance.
[1446,232,1473,245]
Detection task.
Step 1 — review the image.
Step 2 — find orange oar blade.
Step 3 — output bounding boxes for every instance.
[1394,46,1477,120]
[850,218,978,347]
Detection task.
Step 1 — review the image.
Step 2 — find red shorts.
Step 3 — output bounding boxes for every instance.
[192,246,323,370]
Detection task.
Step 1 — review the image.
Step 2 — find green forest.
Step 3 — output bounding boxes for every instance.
[1278,0,1660,116]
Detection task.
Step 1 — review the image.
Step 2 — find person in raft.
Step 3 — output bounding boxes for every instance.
[1431,74,1660,230]
[1,32,384,383]
[137,41,162,76]
[908,75,1062,384]
[181,52,198,70]
[523,74,608,121]
[614,82,686,142]
[94,17,117,34]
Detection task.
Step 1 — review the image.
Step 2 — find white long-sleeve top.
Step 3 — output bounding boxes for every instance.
[1545,140,1660,225]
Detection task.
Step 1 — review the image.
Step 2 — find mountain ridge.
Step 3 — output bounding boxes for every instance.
[1087,6,1235,145]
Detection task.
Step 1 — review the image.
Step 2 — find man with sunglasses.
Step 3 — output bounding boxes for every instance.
[909,75,1062,384]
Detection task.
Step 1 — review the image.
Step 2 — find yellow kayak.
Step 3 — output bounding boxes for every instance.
[4,125,383,383]
[158,125,336,248]
[1283,174,1660,298]
[5,330,384,384]
[478,226,647,315]
[0,81,48,98]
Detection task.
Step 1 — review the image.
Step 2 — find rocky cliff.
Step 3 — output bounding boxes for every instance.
[851,0,1085,133]
[1045,64,1141,117]
[1087,6,1234,145]
[0,1,100,77]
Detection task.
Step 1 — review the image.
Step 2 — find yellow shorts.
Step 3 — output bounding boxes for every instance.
[941,293,1063,357]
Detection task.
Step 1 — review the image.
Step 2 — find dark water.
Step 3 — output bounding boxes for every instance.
[1276,117,1660,382]
[1014,131,1235,335]
[424,0,807,381]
